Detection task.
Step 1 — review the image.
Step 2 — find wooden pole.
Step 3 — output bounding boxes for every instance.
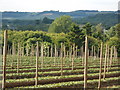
[44,47,47,57]
[56,46,58,65]
[63,44,66,64]
[32,45,35,56]
[98,43,103,89]
[72,44,75,70]
[17,43,20,73]
[110,46,113,69]
[75,46,78,58]
[51,44,53,57]
[115,48,118,60]
[12,43,15,55]
[97,47,100,58]
[14,44,16,55]
[116,48,118,60]
[50,44,53,64]
[94,46,96,60]
[22,47,24,56]
[84,35,88,89]
[103,44,107,79]
[91,45,94,57]
[41,43,44,68]
[61,43,63,76]
[54,44,57,66]
[114,47,117,62]
[2,30,7,89]
[81,46,84,66]
[26,44,29,67]
[107,45,109,72]
[11,42,15,68]
[35,41,39,86]
[19,44,22,68]
[69,46,72,62]
[21,46,24,66]
[26,44,29,56]
[113,46,116,64]
[30,44,33,64]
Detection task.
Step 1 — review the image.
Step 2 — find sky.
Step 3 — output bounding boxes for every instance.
[0,0,119,12]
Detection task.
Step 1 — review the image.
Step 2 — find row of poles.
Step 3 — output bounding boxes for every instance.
[85,36,118,89]
[6,42,117,68]
[2,30,118,89]
[7,43,79,68]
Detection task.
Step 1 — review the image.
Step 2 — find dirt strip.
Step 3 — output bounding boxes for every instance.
[5,72,119,88]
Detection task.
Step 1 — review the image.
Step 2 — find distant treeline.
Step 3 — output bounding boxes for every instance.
[2,13,118,31]
[1,22,120,56]
[2,17,53,31]
[74,13,118,29]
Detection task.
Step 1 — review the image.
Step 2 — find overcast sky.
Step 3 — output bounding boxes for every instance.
[0,0,119,12]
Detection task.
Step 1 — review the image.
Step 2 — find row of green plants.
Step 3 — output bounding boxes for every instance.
[6,54,117,68]
[6,56,83,66]
[6,66,118,78]
[6,70,120,83]
[17,76,119,88]
[5,61,119,72]
[6,61,119,72]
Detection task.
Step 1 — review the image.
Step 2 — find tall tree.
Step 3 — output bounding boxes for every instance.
[48,15,72,33]
[68,23,84,47]
[92,23,104,41]
[82,23,92,36]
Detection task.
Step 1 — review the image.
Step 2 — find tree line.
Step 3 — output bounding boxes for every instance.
[1,16,120,57]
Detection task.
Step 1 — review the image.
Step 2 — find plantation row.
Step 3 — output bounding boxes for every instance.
[1,64,119,88]
[1,31,119,89]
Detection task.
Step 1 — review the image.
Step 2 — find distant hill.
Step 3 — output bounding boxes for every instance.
[73,13,118,29]
[2,10,117,20]
[2,10,118,30]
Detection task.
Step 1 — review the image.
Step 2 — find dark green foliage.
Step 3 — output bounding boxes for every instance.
[1,21,119,57]
[2,19,51,31]
[107,23,120,57]
[92,23,104,41]
[82,23,92,36]
[67,23,84,47]
[6,30,52,48]
[47,33,69,48]
[42,17,54,24]
[74,13,118,29]
[48,15,73,33]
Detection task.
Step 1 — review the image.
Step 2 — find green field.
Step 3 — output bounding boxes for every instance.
[0,54,119,89]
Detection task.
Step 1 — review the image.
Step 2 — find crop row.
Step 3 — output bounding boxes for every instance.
[5,70,120,88]
[5,61,118,70]
[4,64,119,74]
[6,55,118,68]
[17,76,119,88]
[6,66,119,79]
